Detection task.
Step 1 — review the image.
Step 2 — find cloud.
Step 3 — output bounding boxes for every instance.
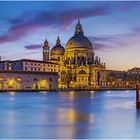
[0,24,42,44]
[24,44,42,50]
[89,27,140,51]
[0,2,140,45]
[93,42,107,51]
[0,4,111,44]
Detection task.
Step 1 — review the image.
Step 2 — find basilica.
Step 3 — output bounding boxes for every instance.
[0,20,137,91]
[43,20,106,90]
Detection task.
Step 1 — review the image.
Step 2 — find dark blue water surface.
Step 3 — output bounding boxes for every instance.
[0,90,140,139]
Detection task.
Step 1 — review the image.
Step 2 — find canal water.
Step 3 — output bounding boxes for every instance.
[0,90,140,139]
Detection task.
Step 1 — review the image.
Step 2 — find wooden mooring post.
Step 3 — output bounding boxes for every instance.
[136,84,140,108]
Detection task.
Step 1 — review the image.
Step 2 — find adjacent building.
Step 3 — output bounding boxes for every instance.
[0,70,58,90]
[0,59,59,72]
[106,68,140,89]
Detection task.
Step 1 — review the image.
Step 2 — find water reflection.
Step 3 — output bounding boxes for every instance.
[9,91,16,95]
[90,91,95,99]
[107,90,111,94]
[57,108,94,124]
[0,90,140,139]
[39,91,48,95]
[55,108,94,139]
[69,91,75,100]
[136,109,140,122]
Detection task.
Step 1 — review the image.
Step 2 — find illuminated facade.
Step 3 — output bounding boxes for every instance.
[43,20,106,90]
[106,68,140,89]
[0,20,138,90]
[0,71,58,90]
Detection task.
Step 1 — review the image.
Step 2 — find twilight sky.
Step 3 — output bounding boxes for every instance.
[0,1,140,70]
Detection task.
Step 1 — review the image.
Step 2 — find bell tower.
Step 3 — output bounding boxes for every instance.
[43,38,50,62]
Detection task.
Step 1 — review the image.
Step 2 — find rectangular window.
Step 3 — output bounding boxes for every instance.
[16,77,22,81]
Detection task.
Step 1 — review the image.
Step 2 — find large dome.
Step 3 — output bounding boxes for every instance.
[66,20,93,51]
[51,36,65,55]
[66,34,93,50]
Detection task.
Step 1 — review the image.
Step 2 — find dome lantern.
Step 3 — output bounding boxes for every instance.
[74,19,84,36]
[56,36,61,46]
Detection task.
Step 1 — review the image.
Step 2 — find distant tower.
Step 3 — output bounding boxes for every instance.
[43,38,50,61]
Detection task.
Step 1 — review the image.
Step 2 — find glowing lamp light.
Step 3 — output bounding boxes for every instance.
[107,82,110,85]
[8,79,16,87]
[16,77,22,81]
[38,79,47,89]
[0,77,4,81]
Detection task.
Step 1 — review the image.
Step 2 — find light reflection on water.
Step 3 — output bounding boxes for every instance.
[0,90,140,139]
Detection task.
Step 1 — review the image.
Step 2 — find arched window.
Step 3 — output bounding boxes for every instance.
[79,70,86,74]
[49,78,52,82]
[61,71,66,74]
[33,78,38,82]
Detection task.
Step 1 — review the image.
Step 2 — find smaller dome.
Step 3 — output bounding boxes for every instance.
[51,36,65,55]
[51,45,65,55]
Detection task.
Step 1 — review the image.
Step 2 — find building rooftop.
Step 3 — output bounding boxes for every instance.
[0,59,58,65]
[0,70,58,75]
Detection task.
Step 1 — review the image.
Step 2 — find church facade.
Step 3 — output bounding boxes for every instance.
[43,20,106,90]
